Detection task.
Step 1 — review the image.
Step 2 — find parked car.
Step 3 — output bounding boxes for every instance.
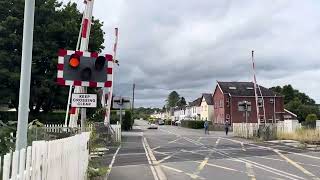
[175,120,182,126]
[148,123,158,129]
[158,119,165,125]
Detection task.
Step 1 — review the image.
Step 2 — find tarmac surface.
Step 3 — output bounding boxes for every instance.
[108,120,320,180]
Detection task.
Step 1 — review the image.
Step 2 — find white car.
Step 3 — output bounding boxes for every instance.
[148,123,158,129]
[175,120,182,126]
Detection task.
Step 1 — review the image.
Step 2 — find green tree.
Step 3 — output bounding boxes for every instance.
[166,91,180,108]
[304,114,318,128]
[177,97,187,108]
[270,85,319,121]
[0,0,105,114]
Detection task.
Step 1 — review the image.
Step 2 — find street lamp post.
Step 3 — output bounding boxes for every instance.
[16,0,36,150]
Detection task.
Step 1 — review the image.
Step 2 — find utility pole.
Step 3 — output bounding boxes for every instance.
[132,83,135,118]
[15,0,35,150]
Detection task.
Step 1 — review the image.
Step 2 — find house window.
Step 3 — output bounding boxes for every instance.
[226,98,230,107]
[258,98,263,107]
[226,114,230,119]
[270,98,274,104]
[219,100,223,108]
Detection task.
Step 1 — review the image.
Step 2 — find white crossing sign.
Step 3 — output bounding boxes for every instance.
[71,94,97,108]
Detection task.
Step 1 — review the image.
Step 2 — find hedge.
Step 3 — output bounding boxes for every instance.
[181,120,211,129]
[164,119,172,125]
[0,111,66,124]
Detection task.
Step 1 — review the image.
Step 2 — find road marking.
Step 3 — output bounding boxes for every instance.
[157,155,173,164]
[274,149,320,180]
[241,142,246,151]
[215,138,221,147]
[245,162,256,180]
[200,161,241,172]
[105,145,121,179]
[152,146,161,150]
[161,165,206,180]
[142,137,159,180]
[161,165,183,173]
[142,137,167,180]
[168,137,181,144]
[183,136,303,180]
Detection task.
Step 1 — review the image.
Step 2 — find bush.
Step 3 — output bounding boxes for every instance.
[122,110,133,131]
[181,120,209,129]
[303,114,318,128]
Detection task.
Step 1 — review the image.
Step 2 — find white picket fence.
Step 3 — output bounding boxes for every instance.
[44,124,80,133]
[233,120,302,138]
[233,123,260,138]
[111,124,121,142]
[1,132,90,180]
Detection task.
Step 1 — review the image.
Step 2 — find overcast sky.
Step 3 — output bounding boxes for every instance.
[65,0,320,107]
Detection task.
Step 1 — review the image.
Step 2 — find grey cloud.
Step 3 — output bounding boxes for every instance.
[63,0,320,107]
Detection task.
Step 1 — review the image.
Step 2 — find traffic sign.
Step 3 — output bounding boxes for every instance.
[71,94,97,108]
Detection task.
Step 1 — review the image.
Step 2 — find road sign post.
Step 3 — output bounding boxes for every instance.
[16,0,35,150]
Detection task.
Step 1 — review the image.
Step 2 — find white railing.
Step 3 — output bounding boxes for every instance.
[111,124,121,142]
[1,132,90,180]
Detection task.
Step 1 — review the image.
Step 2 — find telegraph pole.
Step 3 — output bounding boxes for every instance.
[16,0,36,150]
[132,83,135,115]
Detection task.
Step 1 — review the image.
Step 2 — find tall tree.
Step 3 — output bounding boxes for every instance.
[177,97,187,108]
[166,91,180,108]
[0,0,105,114]
[270,85,319,121]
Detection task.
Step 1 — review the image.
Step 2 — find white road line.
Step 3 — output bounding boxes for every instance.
[152,146,161,150]
[245,162,256,180]
[215,138,221,147]
[157,155,173,164]
[142,137,159,180]
[198,161,241,173]
[168,137,182,144]
[143,137,167,180]
[241,142,246,151]
[105,145,121,179]
[161,165,206,180]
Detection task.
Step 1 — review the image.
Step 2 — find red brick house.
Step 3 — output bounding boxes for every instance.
[213,81,285,124]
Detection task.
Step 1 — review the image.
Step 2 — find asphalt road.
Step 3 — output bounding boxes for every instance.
[108,120,320,180]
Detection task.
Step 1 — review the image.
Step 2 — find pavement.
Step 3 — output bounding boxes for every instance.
[108,120,320,180]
